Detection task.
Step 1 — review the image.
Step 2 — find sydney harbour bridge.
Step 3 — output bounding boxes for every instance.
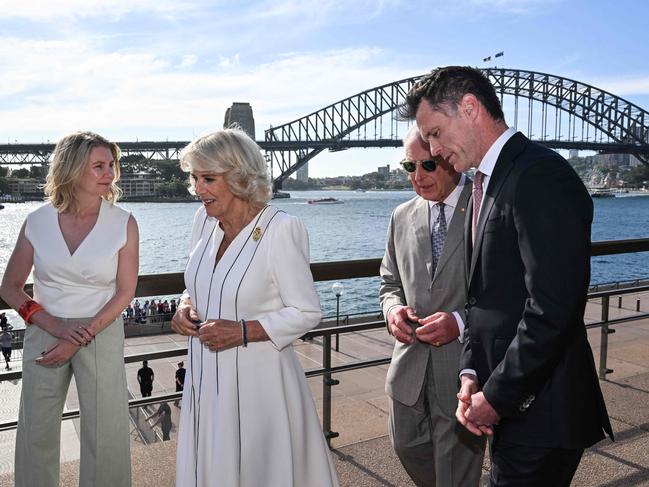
[2,68,649,191]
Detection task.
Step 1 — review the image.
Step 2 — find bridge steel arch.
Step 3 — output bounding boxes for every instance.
[265,68,649,189]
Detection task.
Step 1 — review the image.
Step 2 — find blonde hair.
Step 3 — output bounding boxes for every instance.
[180,128,272,207]
[44,131,121,213]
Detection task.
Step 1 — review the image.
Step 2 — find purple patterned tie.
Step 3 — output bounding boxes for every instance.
[472,171,484,246]
[431,202,447,274]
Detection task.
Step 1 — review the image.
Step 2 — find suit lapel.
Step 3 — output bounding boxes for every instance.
[434,180,472,281]
[469,132,529,282]
[409,197,434,280]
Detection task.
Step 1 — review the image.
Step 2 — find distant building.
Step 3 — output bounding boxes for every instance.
[388,167,409,184]
[6,177,43,199]
[377,164,390,176]
[629,156,642,168]
[119,172,165,198]
[296,163,309,183]
[595,153,629,167]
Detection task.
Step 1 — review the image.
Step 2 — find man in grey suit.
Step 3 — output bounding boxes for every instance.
[380,127,485,487]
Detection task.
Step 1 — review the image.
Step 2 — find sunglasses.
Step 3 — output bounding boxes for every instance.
[400,158,438,173]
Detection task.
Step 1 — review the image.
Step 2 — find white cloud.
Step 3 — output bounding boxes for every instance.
[254,0,401,21]
[0,32,422,177]
[0,37,419,146]
[468,0,559,13]
[179,54,198,68]
[594,77,649,97]
[0,0,197,21]
[218,54,240,69]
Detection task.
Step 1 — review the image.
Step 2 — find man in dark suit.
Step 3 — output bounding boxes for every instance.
[380,127,485,486]
[398,66,613,486]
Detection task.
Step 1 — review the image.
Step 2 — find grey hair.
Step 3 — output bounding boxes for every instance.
[180,128,272,207]
[402,125,422,145]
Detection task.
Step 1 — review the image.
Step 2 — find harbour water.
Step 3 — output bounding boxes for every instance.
[1,190,648,322]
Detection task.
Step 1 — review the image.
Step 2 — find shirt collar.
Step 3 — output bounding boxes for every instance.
[476,127,516,177]
[428,173,467,210]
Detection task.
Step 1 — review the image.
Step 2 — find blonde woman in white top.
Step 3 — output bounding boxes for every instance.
[0,131,138,487]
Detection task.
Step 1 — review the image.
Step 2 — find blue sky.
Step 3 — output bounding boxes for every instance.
[2,0,649,176]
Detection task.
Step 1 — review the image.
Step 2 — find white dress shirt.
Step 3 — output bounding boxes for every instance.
[474,127,516,215]
[461,127,516,379]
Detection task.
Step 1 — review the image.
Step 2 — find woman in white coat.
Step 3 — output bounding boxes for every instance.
[171,128,339,487]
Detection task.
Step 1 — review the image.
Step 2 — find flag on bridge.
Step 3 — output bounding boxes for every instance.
[495,51,504,58]
[483,56,491,62]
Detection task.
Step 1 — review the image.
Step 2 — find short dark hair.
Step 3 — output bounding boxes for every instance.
[398,66,504,122]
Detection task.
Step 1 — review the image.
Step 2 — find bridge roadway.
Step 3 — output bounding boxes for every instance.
[0,291,648,486]
[0,139,646,165]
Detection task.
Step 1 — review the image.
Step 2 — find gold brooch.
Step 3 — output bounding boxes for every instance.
[252,227,262,242]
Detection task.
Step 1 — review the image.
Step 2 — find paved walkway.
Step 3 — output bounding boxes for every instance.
[0,293,648,486]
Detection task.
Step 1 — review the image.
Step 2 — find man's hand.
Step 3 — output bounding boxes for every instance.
[456,374,494,436]
[465,391,500,433]
[415,312,460,346]
[387,306,419,344]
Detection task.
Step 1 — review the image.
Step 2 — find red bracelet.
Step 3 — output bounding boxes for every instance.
[18,299,45,325]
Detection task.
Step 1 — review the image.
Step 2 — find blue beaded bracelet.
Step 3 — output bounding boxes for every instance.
[241,319,248,347]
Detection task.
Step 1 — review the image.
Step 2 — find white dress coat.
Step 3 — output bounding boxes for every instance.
[176,205,339,487]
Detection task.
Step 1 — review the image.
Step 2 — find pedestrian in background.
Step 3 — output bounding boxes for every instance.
[174,361,185,407]
[1,329,13,370]
[151,402,172,441]
[138,359,154,397]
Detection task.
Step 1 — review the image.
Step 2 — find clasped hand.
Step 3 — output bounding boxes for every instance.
[455,375,500,436]
[46,318,94,347]
[36,319,92,367]
[197,319,241,352]
[171,302,200,337]
[388,307,459,346]
[36,339,80,367]
[170,304,241,352]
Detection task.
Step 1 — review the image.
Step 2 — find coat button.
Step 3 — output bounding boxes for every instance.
[468,297,477,305]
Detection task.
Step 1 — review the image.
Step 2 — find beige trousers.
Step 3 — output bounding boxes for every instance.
[15,317,131,487]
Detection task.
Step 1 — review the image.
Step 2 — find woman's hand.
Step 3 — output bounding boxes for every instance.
[171,301,200,337]
[198,319,242,352]
[36,338,81,367]
[44,318,94,346]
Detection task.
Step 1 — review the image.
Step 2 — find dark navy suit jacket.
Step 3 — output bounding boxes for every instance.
[461,132,613,449]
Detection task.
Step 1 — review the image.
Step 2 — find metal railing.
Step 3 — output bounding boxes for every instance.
[1,238,649,445]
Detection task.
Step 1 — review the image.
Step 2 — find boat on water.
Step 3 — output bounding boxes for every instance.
[590,188,615,198]
[307,197,343,205]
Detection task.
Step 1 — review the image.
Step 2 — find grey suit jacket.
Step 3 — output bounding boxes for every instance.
[380,181,472,415]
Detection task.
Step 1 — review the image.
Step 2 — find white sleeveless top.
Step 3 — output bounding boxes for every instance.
[24,199,130,318]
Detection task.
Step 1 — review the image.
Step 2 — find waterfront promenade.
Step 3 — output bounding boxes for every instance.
[0,293,648,485]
